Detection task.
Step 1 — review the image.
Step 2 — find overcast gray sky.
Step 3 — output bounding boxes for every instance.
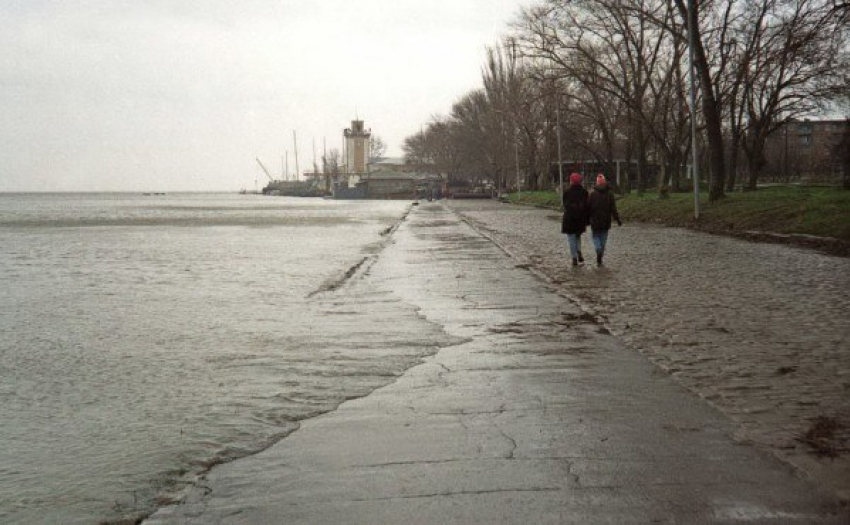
[1,0,534,192]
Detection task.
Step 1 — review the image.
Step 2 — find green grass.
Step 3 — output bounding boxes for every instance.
[507,186,850,241]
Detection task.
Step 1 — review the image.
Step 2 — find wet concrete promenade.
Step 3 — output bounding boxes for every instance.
[147,202,847,523]
[448,199,850,502]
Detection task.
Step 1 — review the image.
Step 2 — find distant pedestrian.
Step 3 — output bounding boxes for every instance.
[561,172,589,266]
[587,174,622,266]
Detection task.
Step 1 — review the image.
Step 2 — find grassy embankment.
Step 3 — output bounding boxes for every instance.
[505,186,850,252]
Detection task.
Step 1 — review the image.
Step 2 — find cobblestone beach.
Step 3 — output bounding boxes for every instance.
[449,199,850,500]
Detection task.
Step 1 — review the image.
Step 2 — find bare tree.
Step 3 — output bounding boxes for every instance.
[450,89,502,186]
[369,135,387,163]
[410,117,466,182]
[670,0,733,201]
[402,130,427,166]
[324,148,341,174]
[402,0,847,201]
[514,3,626,188]
[739,0,849,189]
[515,0,687,194]
[481,41,550,191]
[320,148,342,194]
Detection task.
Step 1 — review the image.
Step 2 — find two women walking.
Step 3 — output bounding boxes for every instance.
[561,173,622,267]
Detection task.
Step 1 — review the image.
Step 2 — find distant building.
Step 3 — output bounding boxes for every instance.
[361,171,443,200]
[764,118,849,183]
[333,120,446,199]
[344,119,370,175]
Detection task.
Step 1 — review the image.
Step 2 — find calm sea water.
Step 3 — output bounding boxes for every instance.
[0,193,440,523]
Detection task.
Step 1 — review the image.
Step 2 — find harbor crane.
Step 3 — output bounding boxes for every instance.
[255,158,276,182]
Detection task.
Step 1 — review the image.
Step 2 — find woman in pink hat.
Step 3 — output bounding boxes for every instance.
[587,174,622,266]
[561,172,589,266]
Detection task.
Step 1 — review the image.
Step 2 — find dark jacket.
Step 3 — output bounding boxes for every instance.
[561,184,589,234]
[587,185,620,232]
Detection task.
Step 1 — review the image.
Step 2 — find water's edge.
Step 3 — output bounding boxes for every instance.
[132,205,468,524]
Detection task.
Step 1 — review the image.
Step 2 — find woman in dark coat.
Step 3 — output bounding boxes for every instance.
[587,174,622,266]
[561,173,589,266]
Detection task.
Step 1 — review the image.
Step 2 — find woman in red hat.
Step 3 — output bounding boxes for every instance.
[587,173,622,266]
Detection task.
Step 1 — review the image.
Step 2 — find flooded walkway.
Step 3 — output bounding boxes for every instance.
[147,202,846,523]
[449,199,850,501]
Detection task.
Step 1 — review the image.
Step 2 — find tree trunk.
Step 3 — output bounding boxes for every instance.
[702,97,726,201]
[665,147,683,193]
[657,162,670,198]
[726,131,740,192]
[671,158,682,192]
[635,125,647,194]
[678,0,726,201]
[745,142,766,191]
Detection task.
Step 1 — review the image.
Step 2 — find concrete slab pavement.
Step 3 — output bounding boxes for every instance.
[446,199,850,501]
[146,202,845,524]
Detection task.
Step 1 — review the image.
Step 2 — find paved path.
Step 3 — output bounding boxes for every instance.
[447,199,850,501]
[147,202,846,523]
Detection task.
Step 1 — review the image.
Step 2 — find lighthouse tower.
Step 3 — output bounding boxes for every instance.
[344,119,371,174]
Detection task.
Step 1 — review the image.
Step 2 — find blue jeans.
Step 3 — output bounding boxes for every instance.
[566,233,582,259]
[592,230,609,253]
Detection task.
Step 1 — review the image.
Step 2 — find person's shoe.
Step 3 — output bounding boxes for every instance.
[596,251,603,266]
[572,258,578,267]
[577,251,584,263]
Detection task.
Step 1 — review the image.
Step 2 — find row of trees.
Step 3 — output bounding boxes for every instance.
[403,0,848,200]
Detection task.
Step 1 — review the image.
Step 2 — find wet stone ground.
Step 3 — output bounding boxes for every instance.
[447,199,850,499]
